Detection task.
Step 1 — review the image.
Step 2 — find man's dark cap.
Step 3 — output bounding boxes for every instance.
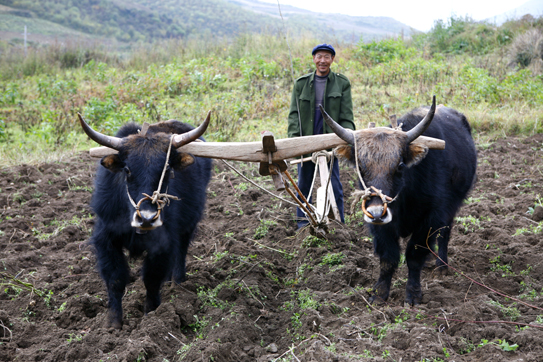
[312,43,335,56]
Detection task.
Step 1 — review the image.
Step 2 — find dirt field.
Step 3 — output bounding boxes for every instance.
[1,134,543,362]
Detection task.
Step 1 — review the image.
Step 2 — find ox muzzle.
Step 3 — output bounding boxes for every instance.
[363,199,393,225]
[361,187,394,225]
[131,194,164,232]
[127,189,178,233]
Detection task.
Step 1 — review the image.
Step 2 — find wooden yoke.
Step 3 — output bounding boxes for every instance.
[258,131,288,191]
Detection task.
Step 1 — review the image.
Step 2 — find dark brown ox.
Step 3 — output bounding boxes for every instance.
[321,97,477,305]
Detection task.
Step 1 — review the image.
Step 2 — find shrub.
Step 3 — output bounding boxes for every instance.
[508,29,543,70]
[356,37,416,65]
[417,15,512,55]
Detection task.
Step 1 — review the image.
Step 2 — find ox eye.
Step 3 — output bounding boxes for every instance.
[397,162,406,173]
[123,166,131,177]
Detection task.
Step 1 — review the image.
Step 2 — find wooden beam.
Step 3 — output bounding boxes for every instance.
[89,128,446,159]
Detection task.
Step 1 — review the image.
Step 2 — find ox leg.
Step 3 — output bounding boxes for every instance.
[405,225,440,305]
[435,224,451,275]
[369,228,401,303]
[173,232,192,284]
[142,252,172,314]
[93,230,130,329]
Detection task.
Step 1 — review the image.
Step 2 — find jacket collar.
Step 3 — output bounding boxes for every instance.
[309,70,335,85]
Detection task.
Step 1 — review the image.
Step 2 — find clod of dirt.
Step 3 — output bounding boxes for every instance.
[533,205,543,221]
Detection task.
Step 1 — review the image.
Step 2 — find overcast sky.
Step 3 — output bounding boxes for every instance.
[259,0,523,31]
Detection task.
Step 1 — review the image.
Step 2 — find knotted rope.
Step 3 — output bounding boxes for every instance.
[126,136,179,220]
[311,150,330,164]
[219,159,298,207]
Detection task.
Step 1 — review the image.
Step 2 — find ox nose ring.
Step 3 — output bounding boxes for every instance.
[135,195,162,221]
[361,195,388,219]
[361,187,394,220]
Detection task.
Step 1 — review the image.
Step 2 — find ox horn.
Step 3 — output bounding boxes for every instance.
[78,113,123,150]
[405,95,436,143]
[172,111,211,148]
[320,105,355,145]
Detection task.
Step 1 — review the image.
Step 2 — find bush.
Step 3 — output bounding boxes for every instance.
[508,29,543,70]
[356,37,416,65]
[417,15,512,55]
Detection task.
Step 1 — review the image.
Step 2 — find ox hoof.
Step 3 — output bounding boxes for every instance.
[404,299,421,307]
[107,318,122,330]
[404,293,423,306]
[107,311,123,329]
[174,275,187,284]
[405,283,423,306]
[368,294,388,305]
[144,296,161,314]
[173,271,187,284]
[433,265,449,277]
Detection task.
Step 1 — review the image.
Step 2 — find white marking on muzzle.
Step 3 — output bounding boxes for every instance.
[364,206,393,225]
[131,209,163,230]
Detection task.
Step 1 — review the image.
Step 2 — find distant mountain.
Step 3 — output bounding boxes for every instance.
[0,4,103,43]
[0,0,414,45]
[228,0,415,40]
[486,0,543,25]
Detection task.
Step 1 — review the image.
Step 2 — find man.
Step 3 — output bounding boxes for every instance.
[287,43,355,229]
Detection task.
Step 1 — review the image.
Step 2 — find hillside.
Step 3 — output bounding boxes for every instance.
[0,5,103,44]
[0,0,412,44]
[229,0,414,39]
[0,0,193,42]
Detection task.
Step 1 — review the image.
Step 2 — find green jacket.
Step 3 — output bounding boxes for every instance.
[287,71,355,139]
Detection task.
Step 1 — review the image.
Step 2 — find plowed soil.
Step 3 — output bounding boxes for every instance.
[1,134,543,362]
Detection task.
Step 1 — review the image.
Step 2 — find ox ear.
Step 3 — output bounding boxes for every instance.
[173,152,195,170]
[406,143,429,167]
[101,155,125,172]
[334,145,354,162]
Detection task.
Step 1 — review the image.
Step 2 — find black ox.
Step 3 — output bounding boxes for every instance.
[79,114,212,328]
[321,97,477,305]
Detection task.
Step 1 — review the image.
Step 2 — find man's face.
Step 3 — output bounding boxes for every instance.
[313,51,334,76]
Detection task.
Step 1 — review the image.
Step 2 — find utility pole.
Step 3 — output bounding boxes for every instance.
[24,25,27,57]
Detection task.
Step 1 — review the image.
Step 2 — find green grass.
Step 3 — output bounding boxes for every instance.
[513,222,543,236]
[1,18,543,167]
[31,215,91,241]
[320,252,345,267]
[301,234,330,248]
[489,254,516,277]
[253,219,277,240]
[455,215,488,234]
[487,300,521,321]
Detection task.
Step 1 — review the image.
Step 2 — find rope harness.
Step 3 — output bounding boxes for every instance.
[220,159,298,207]
[349,130,397,219]
[220,158,326,234]
[220,152,337,237]
[304,150,335,223]
[126,136,179,221]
